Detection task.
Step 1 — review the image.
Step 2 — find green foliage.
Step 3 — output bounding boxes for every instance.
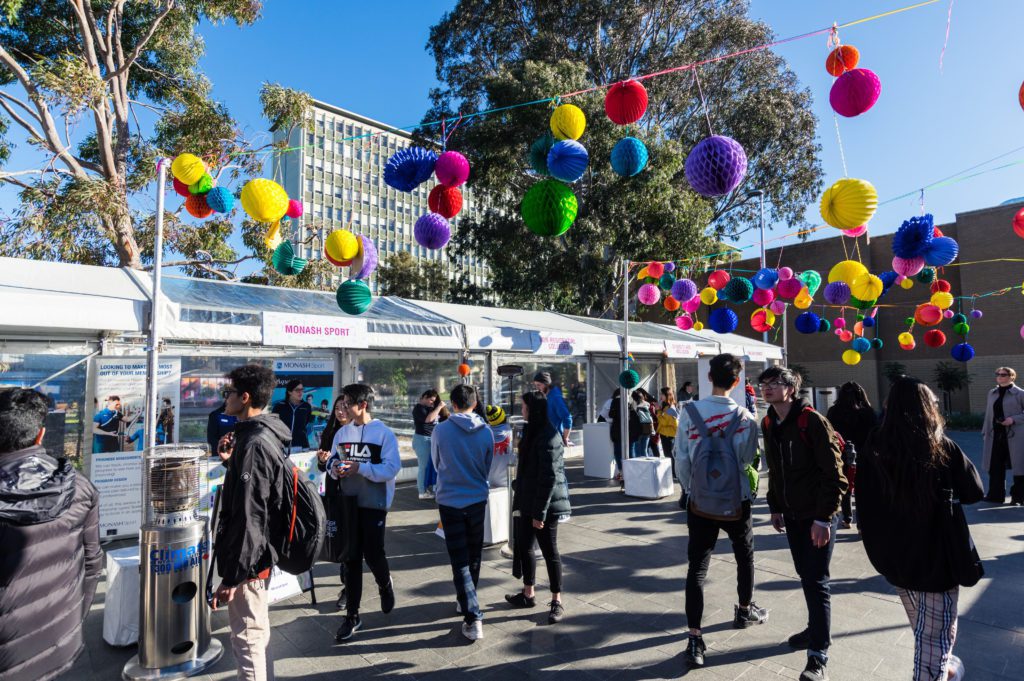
[934,361,971,415]
[424,0,822,313]
[882,361,907,384]
[377,250,454,301]
[945,412,984,431]
[261,82,313,134]
[789,363,811,387]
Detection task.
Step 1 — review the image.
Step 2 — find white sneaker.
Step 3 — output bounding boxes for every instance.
[418,491,434,500]
[948,655,964,681]
[461,619,483,641]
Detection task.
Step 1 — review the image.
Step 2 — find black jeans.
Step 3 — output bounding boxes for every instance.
[988,436,1024,501]
[517,514,562,593]
[438,501,486,623]
[344,508,390,617]
[660,436,674,459]
[685,501,754,630]
[785,515,838,661]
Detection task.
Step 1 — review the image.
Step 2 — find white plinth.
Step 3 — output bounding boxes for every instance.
[622,456,673,499]
[484,486,510,545]
[583,423,615,479]
[103,546,140,647]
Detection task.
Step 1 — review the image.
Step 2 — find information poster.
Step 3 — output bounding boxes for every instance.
[91,357,181,537]
[271,359,335,450]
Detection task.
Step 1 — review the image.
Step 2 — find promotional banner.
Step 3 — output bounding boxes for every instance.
[91,357,181,537]
[262,311,368,349]
[271,359,336,450]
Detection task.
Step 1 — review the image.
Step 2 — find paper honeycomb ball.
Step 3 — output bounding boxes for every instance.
[795,311,820,334]
[529,134,555,175]
[828,259,868,285]
[943,309,955,319]
[898,332,915,346]
[337,279,372,315]
[721,276,754,304]
[456,363,471,377]
[172,177,190,197]
[892,255,925,277]
[683,297,701,313]
[285,199,303,219]
[777,277,803,299]
[435,151,470,188]
[819,318,831,333]
[636,266,649,280]
[521,180,578,237]
[547,140,589,183]
[848,295,876,311]
[664,262,676,272]
[842,224,868,238]
[850,273,883,301]
[1014,207,1024,238]
[619,369,640,389]
[550,104,586,140]
[240,179,289,223]
[271,241,308,276]
[751,309,775,332]
[917,267,936,284]
[752,287,775,307]
[951,343,975,362]
[185,193,213,219]
[205,186,234,214]
[685,135,748,197]
[663,295,681,312]
[863,316,876,328]
[605,80,648,124]
[676,315,694,330]
[326,230,360,262]
[799,270,822,295]
[820,178,878,230]
[428,185,463,219]
[839,330,854,342]
[659,273,675,290]
[671,278,698,302]
[872,338,884,350]
[900,278,915,290]
[825,45,860,76]
[778,266,794,281]
[770,300,786,315]
[707,270,731,290]
[638,283,661,305]
[794,289,813,309]
[171,153,206,185]
[647,261,664,278]
[823,281,851,305]
[932,280,952,294]
[970,309,983,319]
[693,321,704,331]
[830,68,881,118]
[953,321,970,336]
[189,173,214,195]
[384,146,438,192]
[842,349,862,366]
[924,236,959,267]
[415,213,452,249]
[893,215,934,259]
[924,329,947,348]
[914,303,942,326]
[709,308,739,334]
[611,137,649,177]
[931,291,954,309]
[699,287,718,306]
[852,337,871,353]
[351,236,378,280]
[752,268,779,290]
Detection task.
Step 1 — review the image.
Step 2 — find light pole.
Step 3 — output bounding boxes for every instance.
[747,189,768,347]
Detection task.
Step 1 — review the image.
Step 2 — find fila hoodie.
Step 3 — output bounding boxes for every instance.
[328,420,401,510]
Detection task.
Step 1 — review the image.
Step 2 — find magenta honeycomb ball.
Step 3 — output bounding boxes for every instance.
[434,151,470,187]
[637,283,660,305]
[829,68,881,118]
[777,278,803,299]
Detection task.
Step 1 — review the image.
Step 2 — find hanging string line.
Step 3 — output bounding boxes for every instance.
[938,0,956,73]
[692,69,715,137]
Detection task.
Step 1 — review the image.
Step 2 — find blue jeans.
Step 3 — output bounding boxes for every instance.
[411,434,432,494]
[438,501,486,623]
[785,515,839,662]
[631,435,650,458]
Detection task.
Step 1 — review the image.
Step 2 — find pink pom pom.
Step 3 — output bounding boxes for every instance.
[840,330,854,342]
[752,288,775,307]
[682,297,701,313]
[676,315,694,331]
[434,151,470,187]
[842,225,868,237]
[834,329,843,336]
[777,278,803,299]
[834,318,847,329]
[943,309,955,319]
[778,266,794,281]
[769,300,786,315]
[286,199,304,219]
[892,255,925,277]
[638,283,660,305]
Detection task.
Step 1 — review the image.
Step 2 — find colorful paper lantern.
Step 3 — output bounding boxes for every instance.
[683,297,701,313]
[326,229,360,262]
[842,224,868,238]
[605,80,648,124]
[675,315,693,331]
[685,135,747,197]
[264,221,283,251]
[707,270,731,290]
[893,215,934,259]
[546,140,588,183]
[521,180,577,237]
[799,270,822,296]
[862,316,876,328]
[1020,323,1024,340]
[699,287,718,306]
[636,266,649,280]
[671,278,698,302]
[171,153,206,185]
[951,343,975,362]
[850,273,883,301]
[709,308,739,334]
[823,281,851,305]
[830,68,881,118]
[638,283,661,305]
[852,336,871,352]
[351,236,378,280]
[240,178,289,223]
[610,137,649,177]
[185,193,213,219]
[898,332,915,346]
[285,198,303,219]
[769,300,786,315]
[664,262,676,272]
[550,104,586,141]
[205,186,234,214]
[848,295,876,310]
[914,303,942,327]
[917,267,936,284]
[825,45,860,76]
[794,289,813,309]
[752,287,775,307]
[664,295,681,312]
[1014,207,1024,239]
[970,309,983,319]
[693,321,704,331]
[777,278,803,299]
[900,277,915,290]
[795,312,820,334]
[659,273,675,290]
[778,266,794,281]
[930,291,954,310]
[172,177,190,197]
[819,318,831,333]
[943,309,955,319]
[647,261,665,279]
[827,259,868,284]
[435,151,470,188]
[931,280,952,294]
[457,363,472,377]
[529,134,554,175]
[414,213,451,249]
[721,277,754,304]
[384,146,438,192]
[924,236,959,267]
[751,309,775,332]
[924,329,946,348]
[872,338,884,350]
[188,173,213,195]
[271,241,307,276]
[752,267,779,290]
[820,178,878,230]
[619,369,640,389]
[953,322,970,335]
[892,255,925,277]
[428,185,463,219]
[337,279,372,315]
[842,349,862,366]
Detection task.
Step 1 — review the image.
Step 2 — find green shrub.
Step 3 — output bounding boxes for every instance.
[945,412,984,431]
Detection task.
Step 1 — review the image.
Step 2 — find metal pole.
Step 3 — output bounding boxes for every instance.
[619,259,630,460]
[144,159,168,450]
[754,190,768,348]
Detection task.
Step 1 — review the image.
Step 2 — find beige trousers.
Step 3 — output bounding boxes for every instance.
[227,578,275,681]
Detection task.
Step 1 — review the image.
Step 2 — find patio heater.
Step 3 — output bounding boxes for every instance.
[122,444,222,680]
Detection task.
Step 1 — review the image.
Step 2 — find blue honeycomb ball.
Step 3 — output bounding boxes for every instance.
[611,137,648,177]
[547,140,589,183]
[205,186,235,214]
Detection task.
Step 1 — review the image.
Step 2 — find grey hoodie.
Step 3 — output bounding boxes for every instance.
[431,412,494,509]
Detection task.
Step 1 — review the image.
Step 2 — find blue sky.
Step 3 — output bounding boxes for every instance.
[3,0,1023,263]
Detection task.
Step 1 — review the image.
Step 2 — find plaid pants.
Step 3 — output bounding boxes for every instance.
[896,587,959,681]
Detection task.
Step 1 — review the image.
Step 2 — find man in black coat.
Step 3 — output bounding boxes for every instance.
[0,388,102,681]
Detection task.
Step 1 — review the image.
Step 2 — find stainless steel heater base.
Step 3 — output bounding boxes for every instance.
[122,637,223,680]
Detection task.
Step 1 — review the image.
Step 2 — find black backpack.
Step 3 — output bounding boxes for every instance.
[271,450,326,576]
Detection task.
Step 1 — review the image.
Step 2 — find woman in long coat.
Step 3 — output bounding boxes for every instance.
[981,366,1024,505]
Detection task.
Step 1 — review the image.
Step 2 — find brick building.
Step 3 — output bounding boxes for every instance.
[731,200,1024,414]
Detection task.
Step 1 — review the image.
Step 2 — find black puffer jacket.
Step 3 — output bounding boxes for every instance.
[0,446,102,681]
[513,425,570,522]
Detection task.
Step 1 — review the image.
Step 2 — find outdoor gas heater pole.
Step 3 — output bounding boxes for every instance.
[143,159,167,451]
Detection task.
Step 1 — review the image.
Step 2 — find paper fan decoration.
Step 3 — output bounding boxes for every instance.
[350,236,378,280]
[336,279,372,315]
[272,241,307,276]
[529,134,555,175]
[384,146,438,192]
[924,236,959,267]
[893,215,935,259]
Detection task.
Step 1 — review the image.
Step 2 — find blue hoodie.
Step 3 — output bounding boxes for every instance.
[546,386,572,435]
[430,411,494,509]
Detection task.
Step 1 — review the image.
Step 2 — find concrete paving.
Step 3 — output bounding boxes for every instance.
[74,432,1023,680]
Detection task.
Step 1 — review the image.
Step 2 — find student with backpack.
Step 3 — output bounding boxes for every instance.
[675,354,766,669]
[327,384,401,642]
[759,366,847,681]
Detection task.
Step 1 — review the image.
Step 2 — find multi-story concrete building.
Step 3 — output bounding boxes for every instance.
[272,100,487,293]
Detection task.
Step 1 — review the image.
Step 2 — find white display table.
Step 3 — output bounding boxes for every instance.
[483,485,510,545]
[103,547,140,647]
[622,456,674,499]
[583,423,616,479]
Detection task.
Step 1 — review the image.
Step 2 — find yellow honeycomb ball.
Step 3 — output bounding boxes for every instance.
[636,266,649,280]
[930,291,954,310]
[171,153,206,185]
[819,178,878,230]
[699,287,718,306]
[900,278,914,290]
[794,289,813,309]
[842,349,862,366]
[693,321,704,331]
[828,259,868,284]
[550,104,586,141]
[241,178,289,223]
[898,332,915,345]
[325,230,360,262]
[264,221,283,251]
[851,273,883,301]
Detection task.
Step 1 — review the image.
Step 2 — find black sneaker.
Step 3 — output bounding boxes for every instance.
[733,602,769,628]
[379,577,395,614]
[788,629,811,649]
[335,588,347,611]
[684,635,706,668]
[505,592,536,608]
[335,614,362,642]
[799,656,829,681]
[548,600,564,624]
[678,492,688,510]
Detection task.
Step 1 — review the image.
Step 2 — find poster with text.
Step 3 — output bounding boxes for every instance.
[271,359,335,451]
[91,357,181,537]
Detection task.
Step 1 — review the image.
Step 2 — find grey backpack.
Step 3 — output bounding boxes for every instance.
[684,402,745,521]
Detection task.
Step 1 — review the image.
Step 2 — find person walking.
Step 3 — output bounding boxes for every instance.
[632,390,654,458]
[744,379,758,419]
[826,382,878,528]
[158,397,175,444]
[431,385,494,641]
[981,367,1024,505]
[212,364,293,681]
[857,377,983,681]
[759,366,847,681]
[328,384,401,642]
[0,388,103,681]
[271,379,313,451]
[506,390,570,624]
[532,372,572,446]
[675,354,767,669]
[317,395,350,610]
[606,389,625,482]
[657,389,679,459]
[411,390,447,500]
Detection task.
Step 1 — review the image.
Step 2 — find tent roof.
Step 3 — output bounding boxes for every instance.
[564,316,719,357]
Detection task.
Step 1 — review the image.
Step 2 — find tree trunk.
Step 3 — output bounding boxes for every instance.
[106,212,142,269]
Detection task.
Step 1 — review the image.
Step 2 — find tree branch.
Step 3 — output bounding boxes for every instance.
[0,96,45,143]
[104,0,175,82]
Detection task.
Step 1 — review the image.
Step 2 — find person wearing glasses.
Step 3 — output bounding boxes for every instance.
[982,367,1024,505]
[326,384,401,643]
[758,366,847,681]
[271,379,312,452]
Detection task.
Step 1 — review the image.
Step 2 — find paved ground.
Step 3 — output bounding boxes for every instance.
[75,432,1023,680]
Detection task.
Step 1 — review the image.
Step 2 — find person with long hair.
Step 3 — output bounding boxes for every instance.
[657,388,679,460]
[411,389,448,500]
[857,377,982,681]
[631,390,654,458]
[317,395,350,610]
[826,382,878,528]
[506,390,570,624]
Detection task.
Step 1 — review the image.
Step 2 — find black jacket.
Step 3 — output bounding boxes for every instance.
[857,436,984,592]
[271,400,312,449]
[216,414,291,587]
[0,446,102,681]
[513,425,570,522]
[825,404,877,457]
[763,398,848,521]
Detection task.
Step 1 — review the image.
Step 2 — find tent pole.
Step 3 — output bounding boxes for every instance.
[620,259,630,459]
[144,159,168,450]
